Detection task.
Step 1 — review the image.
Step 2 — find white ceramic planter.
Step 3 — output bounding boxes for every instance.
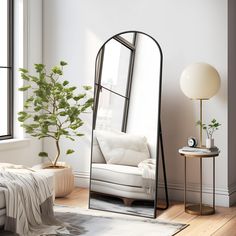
[33,162,74,198]
[206,138,214,148]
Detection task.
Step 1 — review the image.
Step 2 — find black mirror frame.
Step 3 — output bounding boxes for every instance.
[89,30,163,219]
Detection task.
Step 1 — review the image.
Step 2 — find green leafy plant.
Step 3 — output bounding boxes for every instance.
[196,119,221,139]
[18,61,93,167]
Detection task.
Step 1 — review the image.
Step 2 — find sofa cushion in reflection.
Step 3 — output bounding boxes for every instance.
[95,130,150,166]
[91,163,154,200]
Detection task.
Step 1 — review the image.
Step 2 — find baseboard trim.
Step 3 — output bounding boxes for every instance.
[74,171,90,188]
[73,171,233,207]
[158,182,231,207]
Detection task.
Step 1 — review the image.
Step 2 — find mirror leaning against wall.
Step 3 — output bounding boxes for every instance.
[89,31,163,218]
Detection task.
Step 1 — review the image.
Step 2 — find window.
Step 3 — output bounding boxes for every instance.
[94,33,137,132]
[0,0,13,139]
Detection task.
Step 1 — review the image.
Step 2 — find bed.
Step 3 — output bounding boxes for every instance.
[0,188,5,227]
[0,163,54,229]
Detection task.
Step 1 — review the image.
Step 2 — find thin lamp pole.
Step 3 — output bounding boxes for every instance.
[200,99,203,147]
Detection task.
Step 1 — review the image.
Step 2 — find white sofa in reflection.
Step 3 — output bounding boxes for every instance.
[90,131,155,206]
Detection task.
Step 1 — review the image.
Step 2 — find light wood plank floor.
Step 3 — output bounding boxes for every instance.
[55,188,236,236]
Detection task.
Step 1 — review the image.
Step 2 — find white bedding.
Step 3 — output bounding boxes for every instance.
[0,208,5,216]
[0,215,5,227]
[0,163,68,235]
[0,188,5,209]
[0,166,54,210]
[0,169,68,235]
[0,208,6,227]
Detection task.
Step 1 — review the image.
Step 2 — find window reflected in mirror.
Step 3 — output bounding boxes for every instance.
[96,88,126,131]
[100,39,132,97]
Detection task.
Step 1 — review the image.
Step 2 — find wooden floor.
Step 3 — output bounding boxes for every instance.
[55,188,236,236]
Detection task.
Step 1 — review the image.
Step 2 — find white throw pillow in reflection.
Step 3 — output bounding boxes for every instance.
[94,130,150,166]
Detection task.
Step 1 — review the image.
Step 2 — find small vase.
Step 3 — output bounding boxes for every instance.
[206,138,214,148]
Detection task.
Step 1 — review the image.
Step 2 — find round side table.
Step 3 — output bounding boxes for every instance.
[179,148,219,215]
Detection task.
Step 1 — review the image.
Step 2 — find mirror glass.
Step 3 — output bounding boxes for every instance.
[89,31,162,218]
[101,39,131,96]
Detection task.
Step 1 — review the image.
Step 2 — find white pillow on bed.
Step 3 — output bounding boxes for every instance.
[95,130,150,166]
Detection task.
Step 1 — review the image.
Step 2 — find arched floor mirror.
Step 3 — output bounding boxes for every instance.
[89,31,168,218]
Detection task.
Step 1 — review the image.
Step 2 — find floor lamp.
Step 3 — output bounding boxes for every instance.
[180,62,221,147]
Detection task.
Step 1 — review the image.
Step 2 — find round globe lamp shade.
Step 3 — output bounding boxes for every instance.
[180,63,221,100]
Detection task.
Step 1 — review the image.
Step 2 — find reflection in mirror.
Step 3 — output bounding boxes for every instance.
[120,32,135,44]
[101,39,131,96]
[89,31,162,218]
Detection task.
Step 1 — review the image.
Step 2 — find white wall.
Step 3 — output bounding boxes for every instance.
[43,0,230,205]
[0,0,43,167]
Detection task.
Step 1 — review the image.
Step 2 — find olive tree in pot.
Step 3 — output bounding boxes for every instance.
[18,61,93,197]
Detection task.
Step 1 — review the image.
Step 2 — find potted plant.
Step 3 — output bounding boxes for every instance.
[18,61,93,196]
[196,119,221,148]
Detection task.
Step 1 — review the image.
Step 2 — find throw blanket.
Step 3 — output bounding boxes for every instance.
[138,159,156,195]
[0,166,69,236]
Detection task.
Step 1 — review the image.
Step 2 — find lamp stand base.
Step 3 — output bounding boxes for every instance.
[185,204,215,215]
